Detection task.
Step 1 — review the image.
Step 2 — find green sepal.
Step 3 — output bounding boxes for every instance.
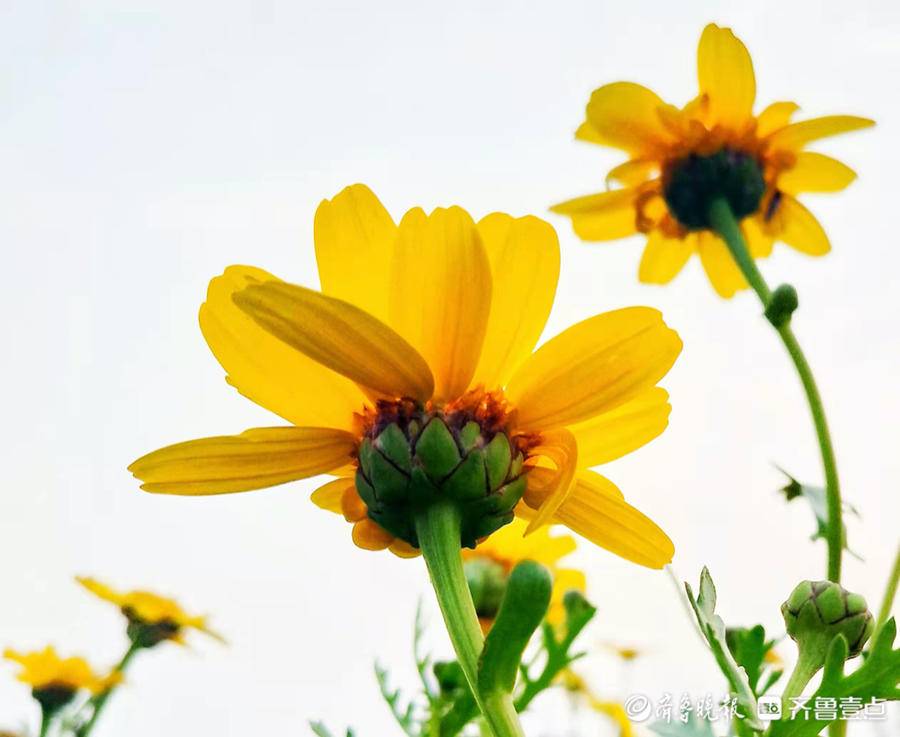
[484,434,512,492]
[376,423,412,472]
[416,419,461,481]
[443,450,487,501]
[367,447,410,504]
[478,561,552,696]
[458,421,481,453]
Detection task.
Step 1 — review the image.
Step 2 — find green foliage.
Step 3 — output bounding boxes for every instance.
[375,663,419,737]
[479,561,552,696]
[778,469,859,559]
[309,721,356,737]
[725,625,783,696]
[769,618,900,737]
[685,568,763,732]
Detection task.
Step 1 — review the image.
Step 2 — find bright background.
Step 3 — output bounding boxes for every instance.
[1,1,898,735]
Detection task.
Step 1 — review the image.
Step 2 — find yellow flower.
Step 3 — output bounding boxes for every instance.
[129,184,680,568]
[553,23,873,298]
[3,646,115,696]
[462,518,585,627]
[76,577,222,645]
[562,671,635,737]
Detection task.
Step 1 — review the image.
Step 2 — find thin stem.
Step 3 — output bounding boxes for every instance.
[77,641,142,737]
[415,502,525,737]
[38,709,52,737]
[708,197,844,582]
[780,650,821,712]
[875,544,900,634]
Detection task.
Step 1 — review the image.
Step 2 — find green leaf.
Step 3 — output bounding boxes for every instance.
[778,469,860,559]
[310,722,355,737]
[374,662,419,737]
[685,568,763,732]
[769,618,900,737]
[478,560,552,696]
[725,625,783,695]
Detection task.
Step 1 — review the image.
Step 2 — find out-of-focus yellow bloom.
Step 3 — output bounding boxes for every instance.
[3,647,116,696]
[129,184,679,568]
[463,518,585,626]
[553,23,873,298]
[562,671,636,737]
[603,642,642,662]
[76,577,223,644]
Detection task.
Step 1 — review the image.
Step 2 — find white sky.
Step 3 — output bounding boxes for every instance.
[1,1,898,735]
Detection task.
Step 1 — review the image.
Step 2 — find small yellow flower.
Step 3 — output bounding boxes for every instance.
[76,577,222,645]
[562,671,636,737]
[462,518,585,627]
[129,185,680,567]
[553,23,873,298]
[3,646,115,696]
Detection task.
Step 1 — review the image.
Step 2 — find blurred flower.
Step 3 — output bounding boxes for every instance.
[602,642,642,662]
[462,518,585,628]
[562,671,635,737]
[129,184,678,567]
[553,23,873,298]
[3,646,116,707]
[76,578,223,647]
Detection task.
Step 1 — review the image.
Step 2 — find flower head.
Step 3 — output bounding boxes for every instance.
[462,518,585,628]
[553,24,873,298]
[129,184,680,568]
[4,646,116,709]
[76,577,222,647]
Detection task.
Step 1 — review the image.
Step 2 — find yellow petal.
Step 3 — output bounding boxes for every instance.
[638,231,694,284]
[606,159,658,187]
[742,216,774,258]
[389,538,421,559]
[234,280,434,401]
[388,206,492,401]
[755,102,799,138]
[551,189,639,241]
[522,469,674,568]
[697,231,747,298]
[778,152,857,193]
[524,428,578,533]
[772,194,831,256]
[697,24,756,130]
[341,484,368,522]
[352,519,394,551]
[582,82,674,156]
[310,476,353,514]
[767,115,875,151]
[472,213,560,388]
[76,577,126,608]
[568,387,671,467]
[129,427,357,495]
[314,184,397,323]
[508,307,681,430]
[200,266,367,430]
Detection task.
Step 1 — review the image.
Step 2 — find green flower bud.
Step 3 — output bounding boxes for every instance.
[663,148,766,230]
[782,580,874,662]
[765,284,799,327]
[125,608,180,648]
[464,557,508,623]
[354,396,528,549]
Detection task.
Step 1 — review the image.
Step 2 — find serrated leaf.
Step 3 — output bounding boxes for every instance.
[778,469,860,559]
[685,568,763,732]
[769,618,900,737]
[375,662,420,737]
[725,624,782,696]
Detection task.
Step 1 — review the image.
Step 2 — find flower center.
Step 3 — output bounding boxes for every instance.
[353,389,531,549]
[662,147,766,230]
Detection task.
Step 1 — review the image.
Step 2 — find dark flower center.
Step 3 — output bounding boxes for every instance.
[663,148,766,230]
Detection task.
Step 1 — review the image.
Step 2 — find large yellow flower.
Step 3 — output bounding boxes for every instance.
[3,647,115,696]
[77,577,222,645]
[462,518,585,627]
[129,184,679,568]
[553,23,873,298]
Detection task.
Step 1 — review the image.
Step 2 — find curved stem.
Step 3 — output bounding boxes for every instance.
[415,502,525,737]
[708,198,844,582]
[77,641,141,736]
[875,543,900,635]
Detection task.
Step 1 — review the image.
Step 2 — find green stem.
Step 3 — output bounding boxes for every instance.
[875,543,900,635]
[780,650,821,711]
[708,197,844,582]
[38,709,52,737]
[415,502,525,737]
[77,641,142,737]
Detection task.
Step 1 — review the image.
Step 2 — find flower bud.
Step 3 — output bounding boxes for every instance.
[464,558,508,623]
[32,685,76,715]
[355,395,529,549]
[765,284,799,327]
[663,148,766,230]
[781,580,874,662]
